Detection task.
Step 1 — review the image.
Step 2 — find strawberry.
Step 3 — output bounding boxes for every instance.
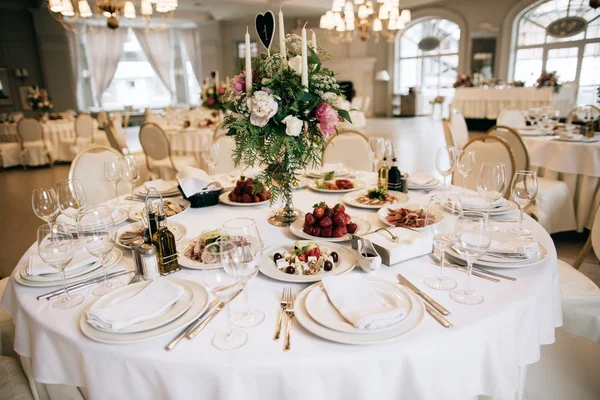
[333,203,345,214]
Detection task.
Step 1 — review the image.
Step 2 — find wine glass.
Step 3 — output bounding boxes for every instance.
[78,206,121,296]
[435,146,457,196]
[477,162,506,231]
[202,142,220,175]
[221,218,264,328]
[509,170,538,236]
[37,223,83,309]
[201,268,246,350]
[450,211,491,305]
[32,188,59,227]
[424,194,462,291]
[104,160,121,205]
[525,108,539,128]
[119,155,140,207]
[56,180,87,222]
[456,149,475,193]
[539,117,556,135]
[384,139,393,159]
[369,137,385,172]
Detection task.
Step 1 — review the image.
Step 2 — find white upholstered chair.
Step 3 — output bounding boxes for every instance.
[96,110,109,129]
[104,118,129,155]
[351,96,364,111]
[488,126,576,233]
[496,109,527,129]
[68,145,128,206]
[0,143,21,169]
[452,136,515,199]
[212,134,237,175]
[362,97,371,114]
[16,118,54,167]
[139,122,196,180]
[448,109,469,149]
[323,130,373,172]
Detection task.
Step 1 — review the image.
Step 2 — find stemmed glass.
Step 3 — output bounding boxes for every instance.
[56,180,87,222]
[202,267,245,350]
[450,211,491,305]
[369,137,385,172]
[32,188,59,227]
[37,223,84,309]
[525,108,539,128]
[221,218,264,328]
[539,117,556,135]
[104,160,121,205]
[456,149,475,193]
[202,142,220,175]
[78,206,121,296]
[424,194,462,291]
[509,170,538,236]
[119,156,140,207]
[477,162,506,231]
[435,146,457,196]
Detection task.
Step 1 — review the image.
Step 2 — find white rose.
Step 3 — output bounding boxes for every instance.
[282,115,303,136]
[320,92,338,104]
[288,55,303,76]
[247,90,278,127]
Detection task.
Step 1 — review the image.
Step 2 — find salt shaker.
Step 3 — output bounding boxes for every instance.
[139,244,160,281]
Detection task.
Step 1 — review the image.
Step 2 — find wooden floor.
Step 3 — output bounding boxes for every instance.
[0,117,597,284]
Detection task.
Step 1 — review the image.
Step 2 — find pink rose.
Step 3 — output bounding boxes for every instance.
[218,87,226,95]
[206,97,216,106]
[231,72,246,93]
[315,103,341,138]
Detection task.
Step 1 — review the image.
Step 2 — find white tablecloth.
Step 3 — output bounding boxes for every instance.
[453,87,575,119]
[166,127,214,170]
[0,178,562,400]
[523,136,600,232]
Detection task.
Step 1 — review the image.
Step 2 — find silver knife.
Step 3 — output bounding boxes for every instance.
[187,289,243,339]
[165,299,219,351]
[422,301,453,328]
[397,274,450,316]
[38,270,131,300]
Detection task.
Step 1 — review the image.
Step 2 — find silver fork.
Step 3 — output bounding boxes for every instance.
[284,290,295,351]
[273,287,289,340]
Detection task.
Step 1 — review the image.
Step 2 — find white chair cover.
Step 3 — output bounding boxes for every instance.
[496,109,526,129]
[68,145,128,206]
[16,118,53,166]
[96,111,108,128]
[112,111,123,124]
[212,135,236,175]
[323,131,373,172]
[0,143,21,168]
[140,123,196,179]
[362,97,371,114]
[351,96,364,111]
[74,114,94,140]
[449,109,469,149]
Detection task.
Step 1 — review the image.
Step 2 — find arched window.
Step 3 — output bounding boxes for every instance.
[511,0,600,105]
[394,18,461,115]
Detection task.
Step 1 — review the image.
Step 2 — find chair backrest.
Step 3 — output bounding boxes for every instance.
[351,96,364,111]
[566,105,600,124]
[449,109,469,149]
[96,111,109,128]
[591,203,600,262]
[362,97,371,113]
[144,108,153,121]
[68,145,125,206]
[16,117,43,143]
[123,109,131,128]
[212,135,237,175]
[497,109,526,129]
[487,125,530,171]
[139,122,171,161]
[452,136,516,199]
[75,113,95,139]
[442,118,454,147]
[322,130,373,171]
[104,118,128,154]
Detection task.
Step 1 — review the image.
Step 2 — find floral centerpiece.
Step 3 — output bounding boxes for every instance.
[453,74,474,88]
[27,86,53,112]
[201,71,227,111]
[221,25,351,226]
[536,71,560,92]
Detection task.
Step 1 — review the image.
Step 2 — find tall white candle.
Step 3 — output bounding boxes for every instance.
[215,71,220,90]
[311,29,317,52]
[245,27,252,93]
[301,23,308,87]
[278,6,286,62]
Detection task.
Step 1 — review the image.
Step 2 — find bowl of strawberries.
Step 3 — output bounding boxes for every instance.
[290,202,371,242]
[219,177,271,206]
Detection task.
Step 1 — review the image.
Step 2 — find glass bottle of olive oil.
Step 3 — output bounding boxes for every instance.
[152,214,178,274]
[378,156,389,190]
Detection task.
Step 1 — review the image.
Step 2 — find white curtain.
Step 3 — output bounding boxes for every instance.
[87,27,127,105]
[180,29,203,85]
[133,28,174,94]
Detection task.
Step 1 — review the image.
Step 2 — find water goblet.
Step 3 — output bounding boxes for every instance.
[435,146,457,196]
[56,179,87,222]
[104,160,121,205]
[369,137,385,172]
[202,142,220,175]
[119,155,140,207]
[509,170,538,236]
[477,162,506,231]
[457,149,475,193]
[32,188,59,228]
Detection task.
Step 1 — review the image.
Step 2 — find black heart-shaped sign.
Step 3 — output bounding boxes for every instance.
[255,10,275,52]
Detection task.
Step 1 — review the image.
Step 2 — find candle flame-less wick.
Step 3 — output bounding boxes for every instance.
[303,22,307,29]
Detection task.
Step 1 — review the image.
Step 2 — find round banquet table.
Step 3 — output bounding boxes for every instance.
[522,136,600,232]
[0,175,562,400]
[165,127,214,170]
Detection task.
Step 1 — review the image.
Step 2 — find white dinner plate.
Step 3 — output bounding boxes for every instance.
[128,198,190,222]
[343,190,409,209]
[116,222,187,250]
[15,248,123,288]
[80,278,210,344]
[134,181,180,197]
[289,216,371,242]
[177,238,222,270]
[19,259,102,283]
[407,178,440,189]
[218,191,270,207]
[87,279,195,334]
[60,207,129,229]
[377,204,444,231]
[259,241,355,283]
[307,179,365,193]
[294,279,425,345]
[305,281,412,334]
[305,168,350,179]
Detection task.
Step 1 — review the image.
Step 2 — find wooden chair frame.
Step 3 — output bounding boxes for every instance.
[74,113,95,145]
[486,125,531,170]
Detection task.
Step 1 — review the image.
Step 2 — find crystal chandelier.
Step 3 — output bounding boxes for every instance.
[47,0,177,32]
[319,0,411,43]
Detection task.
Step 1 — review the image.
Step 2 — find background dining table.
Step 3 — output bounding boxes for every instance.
[0,175,561,400]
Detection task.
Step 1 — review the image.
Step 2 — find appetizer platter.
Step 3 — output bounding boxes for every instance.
[378,204,444,230]
[308,178,364,193]
[343,188,409,209]
[177,229,222,270]
[219,176,271,206]
[129,199,190,221]
[290,202,371,242]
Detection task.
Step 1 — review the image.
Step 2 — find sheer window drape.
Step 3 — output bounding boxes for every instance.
[180,29,203,85]
[133,29,175,94]
[87,27,127,105]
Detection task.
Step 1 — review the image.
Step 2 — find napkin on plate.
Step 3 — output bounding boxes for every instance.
[321,275,407,330]
[489,240,539,257]
[27,249,98,276]
[177,166,222,197]
[460,196,506,209]
[144,179,177,193]
[86,278,185,332]
[408,173,435,186]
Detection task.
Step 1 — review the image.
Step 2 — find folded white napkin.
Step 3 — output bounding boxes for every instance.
[177,166,218,197]
[489,240,539,257]
[57,207,121,225]
[86,279,184,332]
[460,195,506,209]
[144,179,177,193]
[322,275,407,330]
[357,227,432,266]
[28,249,98,276]
[408,173,435,186]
